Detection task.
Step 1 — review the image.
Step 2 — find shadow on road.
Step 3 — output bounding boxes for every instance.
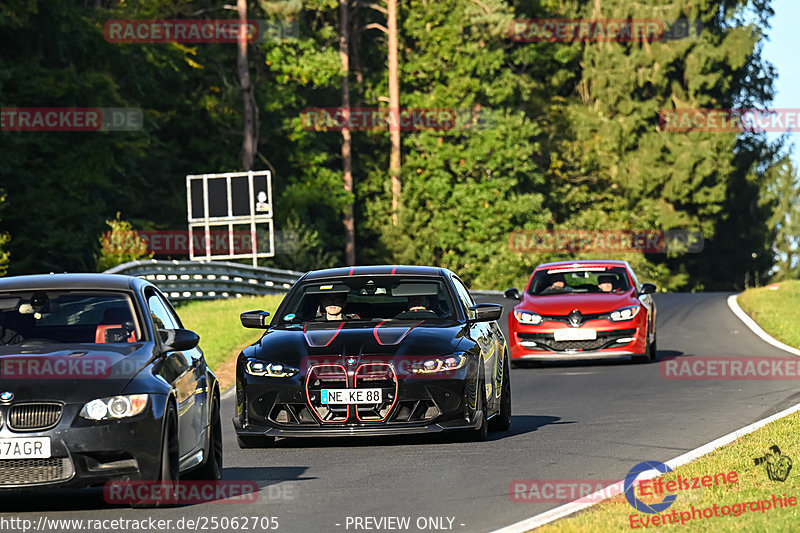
[489,415,567,440]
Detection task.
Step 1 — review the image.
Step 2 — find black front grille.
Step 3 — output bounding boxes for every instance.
[306,364,349,423]
[0,457,74,486]
[8,403,63,431]
[354,363,397,422]
[540,312,606,326]
[304,362,401,424]
[519,329,637,352]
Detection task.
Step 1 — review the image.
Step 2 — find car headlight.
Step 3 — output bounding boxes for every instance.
[609,305,641,322]
[514,310,543,325]
[405,354,467,374]
[246,360,300,377]
[80,394,149,421]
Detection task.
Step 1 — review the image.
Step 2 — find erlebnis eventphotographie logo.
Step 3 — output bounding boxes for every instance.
[753,445,793,482]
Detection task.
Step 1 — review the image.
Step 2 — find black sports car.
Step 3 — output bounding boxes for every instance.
[234,265,511,446]
[0,274,221,495]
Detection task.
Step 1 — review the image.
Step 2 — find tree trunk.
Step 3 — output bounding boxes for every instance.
[237,0,255,170]
[388,0,401,226]
[340,0,356,265]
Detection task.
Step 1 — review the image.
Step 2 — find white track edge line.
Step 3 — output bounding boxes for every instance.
[490,399,800,533]
[726,293,800,357]
[489,294,800,533]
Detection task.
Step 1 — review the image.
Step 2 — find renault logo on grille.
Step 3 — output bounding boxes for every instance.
[0,391,14,402]
[568,310,582,327]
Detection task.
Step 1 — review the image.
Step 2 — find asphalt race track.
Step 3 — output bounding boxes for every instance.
[3,292,800,533]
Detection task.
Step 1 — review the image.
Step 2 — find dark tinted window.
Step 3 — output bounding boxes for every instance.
[277,277,455,324]
[0,291,142,345]
[528,266,631,295]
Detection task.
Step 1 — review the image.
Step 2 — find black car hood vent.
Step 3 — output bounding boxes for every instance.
[303,321,423,348]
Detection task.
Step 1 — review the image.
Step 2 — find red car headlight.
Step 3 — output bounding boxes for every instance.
[609,305,641,322]
[514,310,543,325]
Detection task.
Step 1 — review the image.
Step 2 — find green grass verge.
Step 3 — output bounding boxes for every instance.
[536,410,800,532]
[175,294,284,372]
[534,282,800,531]
[737,280,800,350]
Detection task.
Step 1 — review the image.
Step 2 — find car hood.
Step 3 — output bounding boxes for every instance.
[0,343,154,402]
[244,320,467,364]
[518,291,638,315]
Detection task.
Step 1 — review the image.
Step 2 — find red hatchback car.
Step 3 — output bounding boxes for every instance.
[504,260,657,365]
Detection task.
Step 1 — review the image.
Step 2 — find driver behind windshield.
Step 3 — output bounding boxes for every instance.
[394,295,438,319]
[597,274,616,293]
[318,293,347,321]
[540,273,566,293]
[0,310,22,345]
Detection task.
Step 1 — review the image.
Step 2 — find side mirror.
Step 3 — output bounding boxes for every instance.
[241,310,271,328]
[468,303,503,322]
[504,288,521,300]
[158,328,200,351]
[640,283,657,295]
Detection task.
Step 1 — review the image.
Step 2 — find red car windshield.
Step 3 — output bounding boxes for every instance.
[527,266,631,295]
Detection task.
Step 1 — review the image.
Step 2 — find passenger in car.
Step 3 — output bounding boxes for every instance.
[598,274,616,293]
[0,310,23,345]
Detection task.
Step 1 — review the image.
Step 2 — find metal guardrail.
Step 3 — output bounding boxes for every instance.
[105,260,503,302]
[104,259,304,302]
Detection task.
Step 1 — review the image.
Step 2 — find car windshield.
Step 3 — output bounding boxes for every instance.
[276,277,455,324]
[527,266,631,295]
[0,291,143,346]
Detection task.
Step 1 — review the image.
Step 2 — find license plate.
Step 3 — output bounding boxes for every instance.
[321,389,382,405]
[0,437,51,459]
[554,329,597,341]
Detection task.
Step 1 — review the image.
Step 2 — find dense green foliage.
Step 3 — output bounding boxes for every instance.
[0,0,789,290]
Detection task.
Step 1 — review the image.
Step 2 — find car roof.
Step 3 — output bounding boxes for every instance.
[534,260,631,271]
[0,273,146,292]
[302,265,447,280]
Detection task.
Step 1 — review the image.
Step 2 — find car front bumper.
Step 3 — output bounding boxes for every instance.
[0,395,167,490]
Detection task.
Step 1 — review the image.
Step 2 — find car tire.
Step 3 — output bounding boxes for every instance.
[186,392,222,481]
[133,402,178,508]
[466,371,488,442]
[237,435,276,449]
[489,355,511,432]
[633,328,656,364]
